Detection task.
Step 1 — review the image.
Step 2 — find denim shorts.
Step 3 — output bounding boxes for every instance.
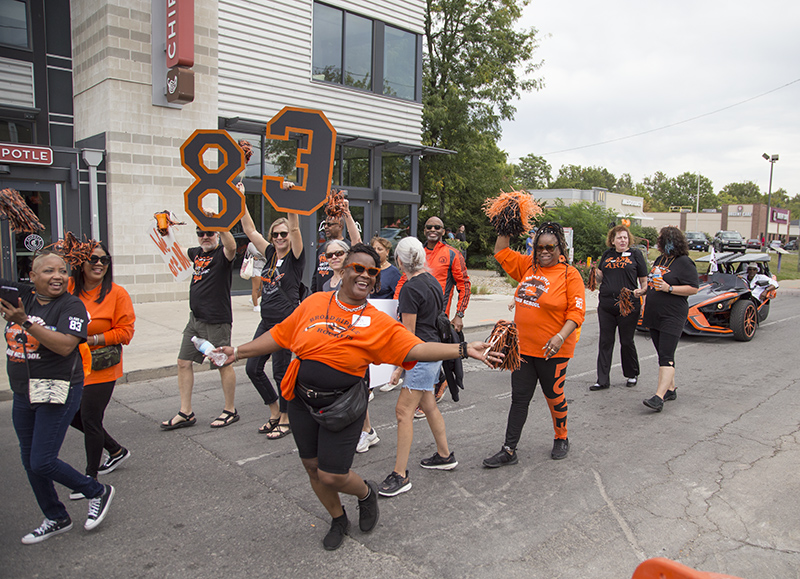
[403,360,443,392]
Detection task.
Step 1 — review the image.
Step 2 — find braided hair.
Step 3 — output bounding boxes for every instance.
[531,221,568,272]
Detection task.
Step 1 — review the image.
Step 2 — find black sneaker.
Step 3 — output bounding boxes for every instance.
[589,383,609,391]
[643,395,664,412]
[357,481,379,533]
[85,484,115,531]
[323,509,350,551]
[378,471,412,497]
[97,448,130,475]
[21,518,72,544]
[420,451,458,470]
[482,447,518,468]
[663,389,677,401]
[626,377,638,387]
[551,438,569,460]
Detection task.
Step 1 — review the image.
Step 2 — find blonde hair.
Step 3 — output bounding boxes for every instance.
[267,217,290,245]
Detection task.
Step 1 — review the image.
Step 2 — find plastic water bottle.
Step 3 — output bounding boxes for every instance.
[651,266,662,287]
[191,336,228,366]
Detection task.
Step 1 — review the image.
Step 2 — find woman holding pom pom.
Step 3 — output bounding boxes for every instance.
[483,219,585,465]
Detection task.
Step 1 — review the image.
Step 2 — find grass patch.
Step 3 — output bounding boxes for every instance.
[470,285,492,295]
[504,273,519,288]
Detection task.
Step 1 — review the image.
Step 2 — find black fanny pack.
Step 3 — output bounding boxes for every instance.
[296,379,368,432]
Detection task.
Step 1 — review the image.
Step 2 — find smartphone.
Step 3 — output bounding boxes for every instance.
[0,285,19,306]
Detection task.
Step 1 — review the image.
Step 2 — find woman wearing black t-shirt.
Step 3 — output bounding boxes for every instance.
[240,203,305,439]
[590,225,648,391]
[633,227,699,412]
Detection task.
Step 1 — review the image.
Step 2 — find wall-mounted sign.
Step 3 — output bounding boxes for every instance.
[0,143,53,166]
[621,198,643,207]
[166,66,194,104]
[771,208,789,224]
[166,0,194,68]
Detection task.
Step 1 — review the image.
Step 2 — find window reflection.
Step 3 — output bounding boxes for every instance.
[382,153,411,191]
[344,13,372,90]
[0,0,29,49]
[383,26,416,100]
[312,3,342,83]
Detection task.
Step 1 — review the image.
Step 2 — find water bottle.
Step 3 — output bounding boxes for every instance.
[191,336,228,366]
[651,266,662,288]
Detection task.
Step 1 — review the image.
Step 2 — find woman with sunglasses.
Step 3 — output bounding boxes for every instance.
[483,222,585,467]
[240,203,304,439]
[318,240,349,293]
[216,243,499,550]
[68,243,135,490]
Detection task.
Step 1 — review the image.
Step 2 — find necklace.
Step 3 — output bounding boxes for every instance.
[35,292,55,303]
[334,290,367,313]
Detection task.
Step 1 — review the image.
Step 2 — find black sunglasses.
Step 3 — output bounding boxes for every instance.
[271,231,289,239]
[325,250,347,259]
[536,244,557,252]
[196,231,215,238]
[344,263,380,277]
[88,255,111,266]
[425,224,443,230]
[324,221,340,227]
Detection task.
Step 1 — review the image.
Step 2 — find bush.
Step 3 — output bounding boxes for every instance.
[542,200,619,262]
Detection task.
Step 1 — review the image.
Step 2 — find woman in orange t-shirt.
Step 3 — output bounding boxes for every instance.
[68,243,135,485]
[219,243,498,551]
[483,222,585,468]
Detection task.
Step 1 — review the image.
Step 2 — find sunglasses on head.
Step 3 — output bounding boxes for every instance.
[88,255,111,266]
[196,231,215,238]
[425,224,443,230]
[536,244,558,252]
[325,250,347,259]
[271,231,289,239]
[344,263,380,277]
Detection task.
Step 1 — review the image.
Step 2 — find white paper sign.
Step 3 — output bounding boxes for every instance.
[368,298,399,389]
[147,220,193,282]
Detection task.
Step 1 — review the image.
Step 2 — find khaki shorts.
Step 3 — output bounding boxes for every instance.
[178,313,232,368]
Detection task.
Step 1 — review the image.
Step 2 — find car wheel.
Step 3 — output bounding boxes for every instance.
[731,300,757,341]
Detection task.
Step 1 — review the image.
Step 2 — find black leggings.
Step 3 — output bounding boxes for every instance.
[648,328,680,367]
[70,380,122,478]
[246,319,291,413]
[504,355,570,449]
[596,300,640,385]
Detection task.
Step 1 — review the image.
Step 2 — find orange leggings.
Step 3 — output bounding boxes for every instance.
[503,355,569,449]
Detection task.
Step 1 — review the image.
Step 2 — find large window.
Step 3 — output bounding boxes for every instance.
[332,145,370,188]
[381,153,411,191]
[379,203,411,251]
[312,2,419,102]
[0,0,29,49]
[0,118,33,143]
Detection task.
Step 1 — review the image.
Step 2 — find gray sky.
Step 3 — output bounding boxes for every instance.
[499,0,800,196]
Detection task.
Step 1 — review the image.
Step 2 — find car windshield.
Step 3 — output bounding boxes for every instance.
[686,233,703,239]
[721,232,741,239]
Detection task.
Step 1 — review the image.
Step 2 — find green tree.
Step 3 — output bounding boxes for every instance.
[718,181,762,204]
[513,153,551,189]
[643,171,714,211]
[550,164,617,190]
[541,200,619,262]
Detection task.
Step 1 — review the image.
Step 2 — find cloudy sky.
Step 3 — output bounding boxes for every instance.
[499,0,800,196]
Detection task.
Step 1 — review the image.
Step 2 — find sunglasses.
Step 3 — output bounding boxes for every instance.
[271,231,289,239]
[196,231,215,238]
[325,250,347,259]
[536,244,558,252]
[425,224,443,230]
[88,255,111,266]
[344,263,380,277]
[324,221,340,228]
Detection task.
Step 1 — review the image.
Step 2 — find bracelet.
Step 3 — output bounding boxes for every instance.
[459,342,469,359]
[233,347,239,362]
[555,332,564,343]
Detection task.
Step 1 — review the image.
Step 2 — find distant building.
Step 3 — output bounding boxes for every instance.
[527,188,651,222]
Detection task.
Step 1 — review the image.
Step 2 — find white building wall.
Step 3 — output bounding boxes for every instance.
[217,0,424,144]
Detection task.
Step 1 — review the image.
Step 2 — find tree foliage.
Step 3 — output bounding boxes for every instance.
[550,164,617,191]
[513,153,551,189]
[541,200,619,262]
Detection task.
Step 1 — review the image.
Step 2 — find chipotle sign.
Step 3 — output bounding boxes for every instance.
[166,0,194,68]
[0,143,53,166]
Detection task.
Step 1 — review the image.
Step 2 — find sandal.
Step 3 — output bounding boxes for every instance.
[266,423,291,440]
[161,411,196,430]
[210,409,240,428]
[258,417,280,434]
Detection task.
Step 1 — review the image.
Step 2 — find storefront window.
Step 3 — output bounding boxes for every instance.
[0,0,29,49]
[381,153,411,191]
[383,26,416,100]
[379,203,410,251]
[344,13,372,89]
[0,119,33,143]
[12,189,51,282]
[342,146,369,188]
[312,3,342,83]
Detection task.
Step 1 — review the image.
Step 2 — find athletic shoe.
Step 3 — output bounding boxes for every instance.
[358,480,380,533]
[643,395,664,412]
[378,471,412,497]
[434,380,448,402]
[85,484,115,531]
[589,383,609,391]
[97,447,130,475]
[69,491,87,501]
[323,509,349,551]
[356,429,380,453]
[21,518,72,544]
[414,407,426,419]
[379,378,402,392]
[663,389,677,401]
[626,377,638,387]
[420,451,458,470]
[482,448,518,468]
[253,306,260,312]
[551,438,569,460]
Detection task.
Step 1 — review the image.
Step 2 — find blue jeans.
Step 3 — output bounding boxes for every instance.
[13,384,104,521]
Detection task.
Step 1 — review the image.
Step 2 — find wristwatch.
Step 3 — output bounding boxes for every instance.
[21,317,33,330]
[668,285,673,293]
[455,311,465,319]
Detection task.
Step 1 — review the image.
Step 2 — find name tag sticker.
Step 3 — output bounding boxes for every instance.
[352,315,371,327]
[622,252,631,257]
[276,259,284,267]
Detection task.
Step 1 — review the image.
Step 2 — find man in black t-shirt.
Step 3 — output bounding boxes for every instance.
[161,227,238,430]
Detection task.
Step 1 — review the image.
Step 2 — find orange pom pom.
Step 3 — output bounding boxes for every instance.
[483,191,543,237]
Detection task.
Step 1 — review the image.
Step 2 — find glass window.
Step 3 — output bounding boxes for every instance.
[379,203,411,251]
[312,3,342,83]
[344,13,372,90]
[381,153,411,191]
[342,146,369,188]
[0,119,33,143]
[383,25,416,100]
[264,137,299,183]
[0,0,29,49]
[225,131,263,180]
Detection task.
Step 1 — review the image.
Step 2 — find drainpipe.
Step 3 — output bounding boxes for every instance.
[82,149,104,240]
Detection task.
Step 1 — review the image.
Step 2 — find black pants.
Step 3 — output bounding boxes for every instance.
[596,301,640,386]
[648,328,680,367]
[246,319,291,413]
[70,380,122,478]
[504,355,569,449]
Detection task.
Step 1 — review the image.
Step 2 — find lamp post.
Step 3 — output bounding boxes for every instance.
[762,153,778,250]
[695,172,700,231]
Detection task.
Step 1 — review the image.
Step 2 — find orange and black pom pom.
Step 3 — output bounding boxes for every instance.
[0,188,45,234]
[616,287,635,317]
[49,232,99,268]
[154,210,186,236]
[587,266,597,291]
[325,188,347,219]
[486,320,521,371]
[238,139,254,164]
[483,191,543,238]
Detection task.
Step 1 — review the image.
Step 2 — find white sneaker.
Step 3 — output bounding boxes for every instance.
[253,306,260,312]
[379,378,403,392]
[368,390,374,402]
[356,429,380,453]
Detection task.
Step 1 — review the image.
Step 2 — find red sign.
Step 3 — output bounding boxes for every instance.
[166,0,194,68]
[0,143,53,166]
[771,208,789,224]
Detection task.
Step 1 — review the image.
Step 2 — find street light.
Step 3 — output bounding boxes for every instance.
[762,153,778,249]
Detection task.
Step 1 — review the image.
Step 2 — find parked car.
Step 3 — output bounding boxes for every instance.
[769,239,782,250]
[685,231,709,251]
[713,231,745,253]
[746,238,761,250]
[784,239,798,251]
